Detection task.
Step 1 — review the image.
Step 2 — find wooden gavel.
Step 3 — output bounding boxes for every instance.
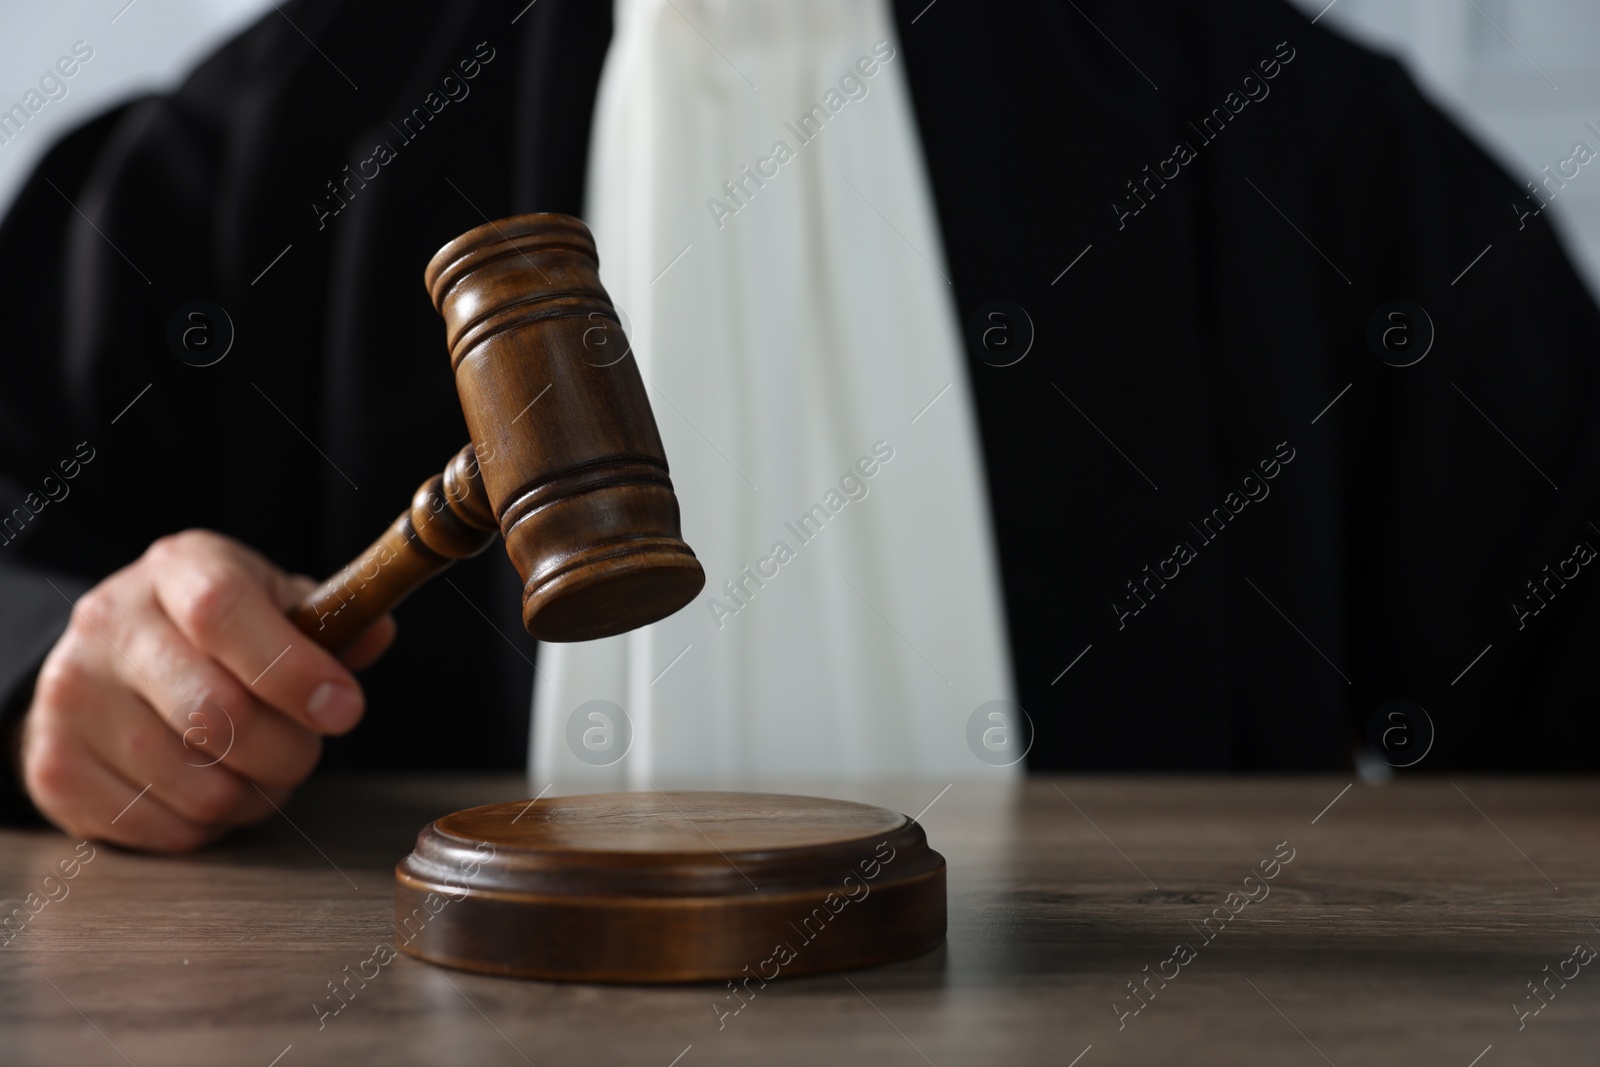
[287,214,704,649]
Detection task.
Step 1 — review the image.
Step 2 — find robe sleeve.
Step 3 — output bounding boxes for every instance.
[0,103,146,816]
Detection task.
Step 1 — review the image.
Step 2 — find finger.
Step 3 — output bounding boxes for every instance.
[149,626,323,790]
[149,532,367,735]
[340,615,397,672]
[69,684,277,829]
[22,719,218,853]
[32,636,289,829]
[83,592,323,789]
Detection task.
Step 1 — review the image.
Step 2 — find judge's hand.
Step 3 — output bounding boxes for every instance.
[17,529,396,852]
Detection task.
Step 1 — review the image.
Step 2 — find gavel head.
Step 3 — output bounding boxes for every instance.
[423,214,704,642]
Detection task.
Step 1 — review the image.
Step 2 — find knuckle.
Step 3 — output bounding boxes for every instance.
[151,529,218,563]
[22,734,79,810]
[174,568,245,641]
[170,680,250,763]
[33,654,93,714]
[146,532,180,563]
[122,719,167,762]
[204,703,252,765]
[145,533,190,574]
[70,586,118,639]
[175,675,248,733]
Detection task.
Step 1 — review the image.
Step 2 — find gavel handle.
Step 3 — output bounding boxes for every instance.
[288,445,499,652]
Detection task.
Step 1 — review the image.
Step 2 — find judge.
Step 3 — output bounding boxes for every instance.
[1,0,1597,852]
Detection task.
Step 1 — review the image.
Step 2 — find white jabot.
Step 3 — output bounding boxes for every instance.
[530,0,1015,782]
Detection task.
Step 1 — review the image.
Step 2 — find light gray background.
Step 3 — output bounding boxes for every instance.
[0,0,271,217]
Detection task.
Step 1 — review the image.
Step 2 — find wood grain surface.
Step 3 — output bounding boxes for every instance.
[1,774,1597,1065]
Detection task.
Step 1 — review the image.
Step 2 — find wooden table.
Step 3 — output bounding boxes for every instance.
[1,775,1596,1065]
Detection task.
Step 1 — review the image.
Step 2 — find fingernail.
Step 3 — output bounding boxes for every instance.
[306,681,362,732]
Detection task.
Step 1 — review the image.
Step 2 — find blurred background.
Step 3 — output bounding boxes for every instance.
[5,0,1600,297]
[0,0,270,215]
[1284,0,1600,296]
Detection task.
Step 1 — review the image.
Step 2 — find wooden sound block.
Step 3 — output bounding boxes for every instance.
[393,792,946,983]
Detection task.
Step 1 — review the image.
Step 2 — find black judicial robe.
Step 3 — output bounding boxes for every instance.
[2,0,1599,798]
